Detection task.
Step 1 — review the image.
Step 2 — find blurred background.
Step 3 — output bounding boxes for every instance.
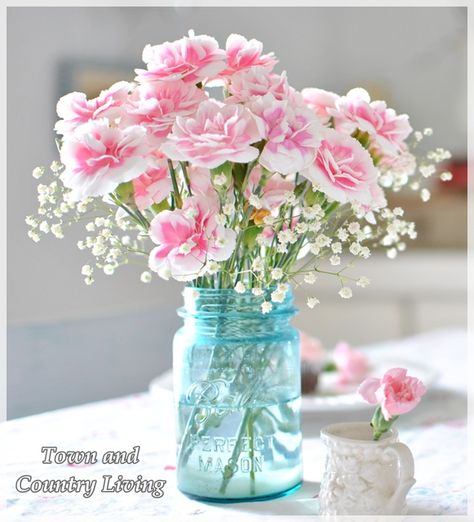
[7,6,467,418]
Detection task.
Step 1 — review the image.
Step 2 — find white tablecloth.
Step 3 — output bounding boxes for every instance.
[3,329,469,520]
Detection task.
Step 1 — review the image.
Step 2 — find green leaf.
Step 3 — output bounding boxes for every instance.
[232,163,247,190]
[210,161,233,191]
[241,226,260,249]
[151,200,170,214]
[351,129,371,149]
[210,161,233,179]
[115,181,134,204]
[294,180,307,198]
[322,361,337,372]
[304,188,326,207]
[371,406,398,440]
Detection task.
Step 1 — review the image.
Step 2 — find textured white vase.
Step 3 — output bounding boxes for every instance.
[319,422,415,515]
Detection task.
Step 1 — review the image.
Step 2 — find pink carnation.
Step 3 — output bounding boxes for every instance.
[301,128,379,206]
[329,88,412,156]
[55,81,131,135]
[222,33,277,76]
[136,31,226,84]
[227,67,289,103]
[378,146,417,178]
[250,93,322,175]
[300,331,325,363]
[60,119,148,200]
[358,368,427,421]
[301,87,339,125]
[123,80,207,146]
[160,99,263,169]
[187,165,222,205]
[148,196,236,281]
[333,342,369,385]
[133,153,172,210]
[244,165,294,210]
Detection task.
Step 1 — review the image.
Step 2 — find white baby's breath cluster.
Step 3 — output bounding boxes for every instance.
[379,128,452,203]
[26,162,154,285]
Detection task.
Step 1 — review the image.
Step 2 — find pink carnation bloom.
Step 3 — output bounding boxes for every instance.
[301,128,379,206]
[333,342,369,385]
[378,146,417,178]
[148,196,236,281]
[250,93,322,175]
[160,99,263,169]
[133,153,172,210]
[227,67,289,103]
[300,331,325,363]
[187,165,224,207]
[244,165,294,210]
[55,81,131,135]
[329,88,412,156]
[301,87,339,125]
[136,31,226,84]
[358,368,427,421]
[60,119,148,200]
[188,165,214,196]
[123,80,207,146]
[221,33,277,76]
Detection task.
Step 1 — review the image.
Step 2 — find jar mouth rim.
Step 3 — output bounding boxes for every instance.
[179,285,297,317]
[182,286,291,294]
[177,306,298,319]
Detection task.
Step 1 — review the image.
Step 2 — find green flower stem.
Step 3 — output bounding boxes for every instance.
[109,194,149,231]
[247,411,256,496]
[179,161,193,196]
[370,406,398,441]
[168,160,183,209]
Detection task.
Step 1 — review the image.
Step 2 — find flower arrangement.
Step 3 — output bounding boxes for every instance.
[359,368,426,440]
[26,30,452,310]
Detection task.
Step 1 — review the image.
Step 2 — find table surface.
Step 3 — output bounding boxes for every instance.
[3,329,469,520]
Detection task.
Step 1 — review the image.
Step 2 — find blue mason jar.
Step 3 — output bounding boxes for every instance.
[173,286,302,502]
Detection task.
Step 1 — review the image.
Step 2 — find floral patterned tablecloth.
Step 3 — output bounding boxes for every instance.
[2,329,470,520]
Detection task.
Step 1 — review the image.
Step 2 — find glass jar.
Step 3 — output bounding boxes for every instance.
[173,287,302,502]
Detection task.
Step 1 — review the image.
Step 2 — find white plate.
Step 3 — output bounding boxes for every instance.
[149,356,438,414]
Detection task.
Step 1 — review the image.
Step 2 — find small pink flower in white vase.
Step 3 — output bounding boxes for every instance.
[55,81,131,135]
[132,153,172,210]
[60,119,148,200]
[359,367,427,440]
[251,93,323,175]
[227,67,289,103]
[123,80,207,146]
[244,165,294,211]
[301,87,339,125]
[148,195,236,281]
[161,99,263,169]
[136,31,226,84]
[222,33,277,76]
[301,128,380,207]
[330,88,412,156]
[333,341,369,385]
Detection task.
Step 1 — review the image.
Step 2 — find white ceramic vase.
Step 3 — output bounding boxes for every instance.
[319,422,415,516]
